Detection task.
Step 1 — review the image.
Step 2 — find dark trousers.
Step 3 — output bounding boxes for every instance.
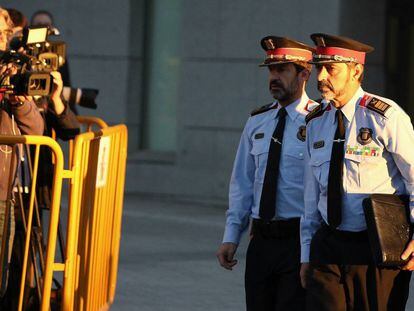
[245,219,305,311]
[306,225,411,311]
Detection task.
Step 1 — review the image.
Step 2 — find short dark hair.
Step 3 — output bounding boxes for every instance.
[30,10,54,26]
[5,8,28,28]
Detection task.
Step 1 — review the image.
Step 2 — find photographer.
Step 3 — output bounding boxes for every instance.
[36,69,80,209]
[4,8,80,207]
[0,6,44,301]
[31,10,71,87]
[1,8,80,309]
[42,70,80,139]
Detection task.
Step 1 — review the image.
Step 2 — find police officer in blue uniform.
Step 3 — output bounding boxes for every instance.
[216,36,317,310]
[300,33,414,310]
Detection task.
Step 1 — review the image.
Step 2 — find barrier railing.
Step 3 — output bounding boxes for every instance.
[0,121,127,310]
[76,116,108,131]
[63,124,128,310]
[0,135,66,311]
[67,116,108,169]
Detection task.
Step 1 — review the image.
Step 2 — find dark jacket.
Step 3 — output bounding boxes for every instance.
[36,99,80,208]
[0,99,44,201]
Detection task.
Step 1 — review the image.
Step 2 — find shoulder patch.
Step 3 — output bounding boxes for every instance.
[366,97,391,117]
[250,103,276,116]
[304,99,319,112]
[305,104,325,124]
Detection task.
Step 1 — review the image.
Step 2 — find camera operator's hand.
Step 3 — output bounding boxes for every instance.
[1,63,33,105]
[8,95,34,106]
[0,63,18,76]
[0,64,6,76]
[50,71,65,115]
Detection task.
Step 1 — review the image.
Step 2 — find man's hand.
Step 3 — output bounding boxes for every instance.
[216,242,238,270]
[0,63,18,76]
[49,71,65,115]
[1,63,33,105]
[50,71,63,101]
[300,263,310,288]
[401,240,414,270]
[8,95,33,105]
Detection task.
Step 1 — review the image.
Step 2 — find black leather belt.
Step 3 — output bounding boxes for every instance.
[321,222,368,241]
[251,218,300,239]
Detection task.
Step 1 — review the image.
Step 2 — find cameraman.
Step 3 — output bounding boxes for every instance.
[31,10,71,87]
[5,8,80,206]
[0,6,44,300]
[36,69,80,210]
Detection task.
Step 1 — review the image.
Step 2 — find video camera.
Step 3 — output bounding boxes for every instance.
[0,26,63,96]
[0,26,99,109]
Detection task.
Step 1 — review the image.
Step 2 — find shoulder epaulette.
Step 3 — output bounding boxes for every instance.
[365,97,391,117]
[305,104,325,124]
[250,103,276,116]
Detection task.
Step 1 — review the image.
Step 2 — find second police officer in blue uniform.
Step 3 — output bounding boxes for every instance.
[216,36,318,310]
[300,33,414,310]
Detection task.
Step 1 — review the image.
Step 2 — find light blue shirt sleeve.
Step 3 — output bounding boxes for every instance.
[223,121,255,244]
[300,123,323,262]
[382,111,414,222]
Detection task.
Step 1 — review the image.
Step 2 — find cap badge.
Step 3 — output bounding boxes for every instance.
[315,36,326,47]
[297,126,306,141]
[357,127,373,145]
[264,39,275,50]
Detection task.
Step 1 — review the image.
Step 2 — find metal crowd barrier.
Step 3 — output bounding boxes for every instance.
[68,116,109,168]
[76,116,109,131]
[0,117,127,311]
[0,135,66,311]
[63,124,128,310]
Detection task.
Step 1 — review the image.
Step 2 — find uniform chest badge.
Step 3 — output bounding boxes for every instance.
[357,127,373,145]
[297,126,306,142]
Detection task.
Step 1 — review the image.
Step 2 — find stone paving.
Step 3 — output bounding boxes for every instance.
[111,194,414,310]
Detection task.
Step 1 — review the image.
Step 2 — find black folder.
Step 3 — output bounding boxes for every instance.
[362,194,412,266]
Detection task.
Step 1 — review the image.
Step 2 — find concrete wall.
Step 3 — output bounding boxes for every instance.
[127,0,343,204]
[2,0,387,205]
[1,0,144,136]
[339,0,387,95]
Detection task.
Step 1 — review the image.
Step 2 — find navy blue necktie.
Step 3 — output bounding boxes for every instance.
[259,107,287,221]
[327,109,345,228]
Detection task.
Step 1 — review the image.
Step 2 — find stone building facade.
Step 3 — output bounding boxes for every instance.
[3,0,412,205]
